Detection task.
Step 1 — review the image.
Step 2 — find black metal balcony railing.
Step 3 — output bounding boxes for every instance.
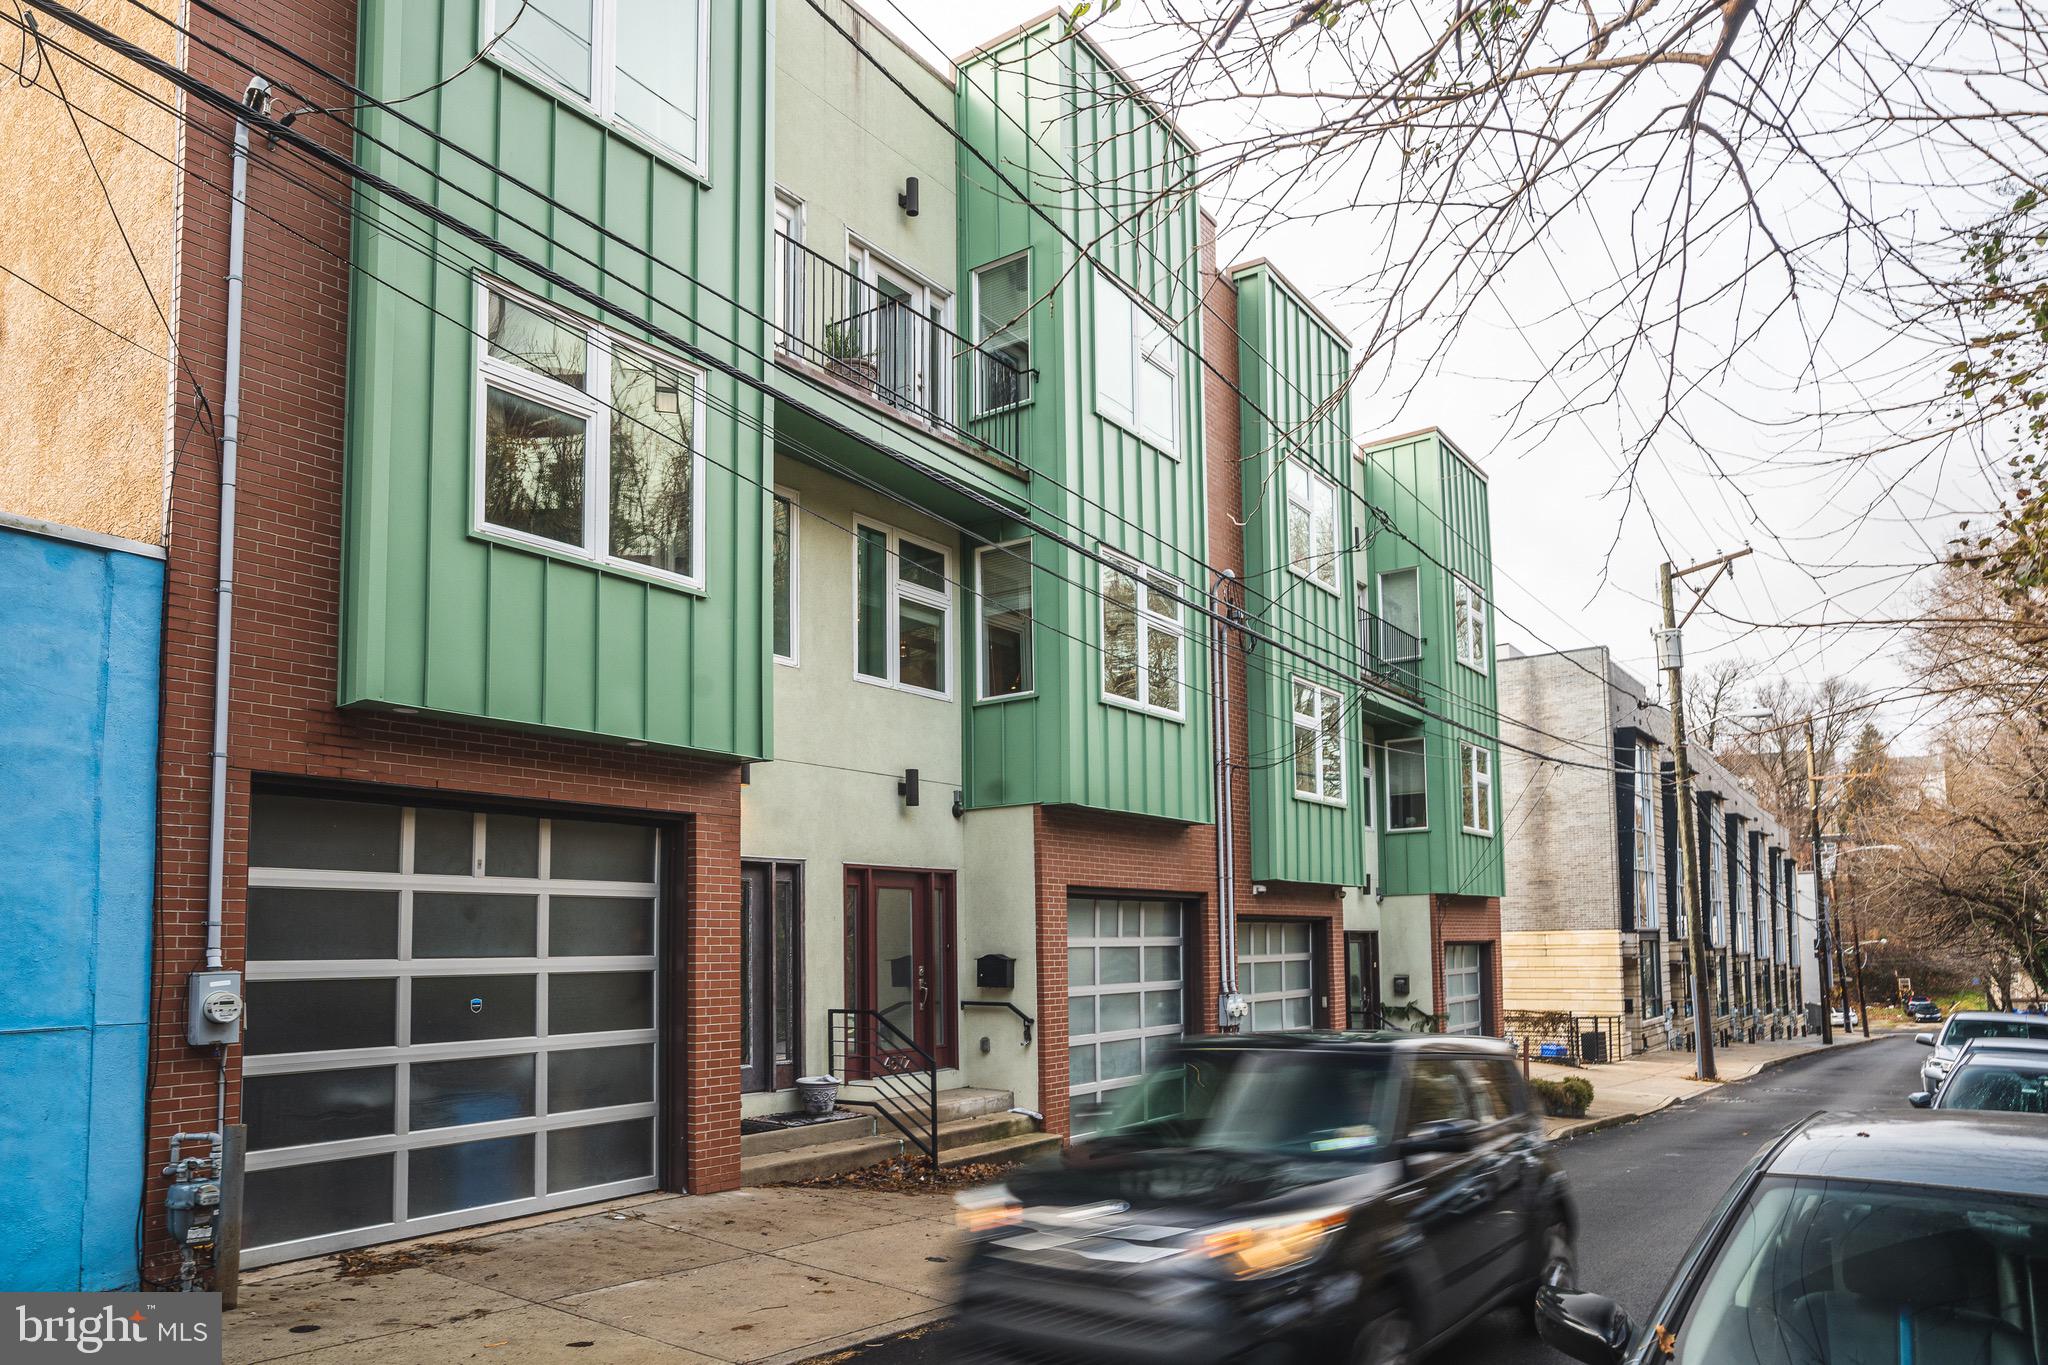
[773,231,1033,465]
[1359,607,1422,697]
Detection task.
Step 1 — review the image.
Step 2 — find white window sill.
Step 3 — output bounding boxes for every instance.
[974,690,1036,706]
[852,671,953,704]
[471,525,708,597]
[1288,563,1343,597]
[1102,690,1185,724]
[1292,789,1348,809]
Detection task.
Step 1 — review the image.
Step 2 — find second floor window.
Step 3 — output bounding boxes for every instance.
[1460,743,1494,835]
[972,254,1033,412]
[1292,679,1346,804]
[1453,575,1488,672]
[1101,557,1184,719]
[1386,738,1427,830]
[1286,461,1339,592]
[977,541,1034,699]
[476,282,705,589]
[854,522,950,698]
[1094,277,1179,455]
[489,0,707,173]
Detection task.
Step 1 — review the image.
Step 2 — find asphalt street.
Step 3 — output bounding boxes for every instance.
[809,1035,1919,1364]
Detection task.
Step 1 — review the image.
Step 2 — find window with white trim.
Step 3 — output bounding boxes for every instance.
[853,522,951,698]
[1453,575,1488,672]
[1460,743,1494,835]
[475,281,706,588]
[1286,460,1339,591]
[972,253,1033,411]
[1708,810,1727,948]
[772,489,797,664]
[772,192,803,347]
[1094,276,1179,455]
[977,540,1033,700]
[1386,737,1427,830]
[1292,679,1346,805]
[487,0,708,173]
[1101,557,1184,719]
[1633,743,1658,925]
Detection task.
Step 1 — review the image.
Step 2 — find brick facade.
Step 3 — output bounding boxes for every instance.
[1430,894,1505,1035]
[145,0,743,1276]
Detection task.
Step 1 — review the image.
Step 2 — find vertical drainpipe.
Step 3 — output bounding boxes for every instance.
[1211,572,1238,1023]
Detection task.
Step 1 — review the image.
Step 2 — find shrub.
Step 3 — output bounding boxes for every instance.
[1531,1075,1595,1118]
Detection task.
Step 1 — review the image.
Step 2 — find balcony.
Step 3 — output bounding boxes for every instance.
[1359,607,1422,698]
[773,231,1033,466]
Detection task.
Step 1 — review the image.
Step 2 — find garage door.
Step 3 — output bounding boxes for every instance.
[1066,898,1184,1137]
[1238,919,1315,1031]
[240,794,662,1266]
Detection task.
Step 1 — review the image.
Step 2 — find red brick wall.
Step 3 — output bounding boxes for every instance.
[1431,895,1504,1034]
[148,0,741,1276]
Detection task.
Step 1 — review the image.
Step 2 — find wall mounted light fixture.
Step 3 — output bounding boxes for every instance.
[898,176,920,217]
[898,768,920,807]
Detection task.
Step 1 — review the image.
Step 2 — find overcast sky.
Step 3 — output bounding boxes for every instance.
[873,0,2001,751]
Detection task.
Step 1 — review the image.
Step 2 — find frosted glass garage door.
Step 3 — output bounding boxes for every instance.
[1238,919,1315,1031]
[1067,898,1184,1137]
[239,795,661,1266]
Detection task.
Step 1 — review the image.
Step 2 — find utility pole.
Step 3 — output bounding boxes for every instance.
[1807,718,1834,1046]
[1657,546,1750,1082]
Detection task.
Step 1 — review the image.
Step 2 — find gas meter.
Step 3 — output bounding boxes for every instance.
[164,1174,220,1248]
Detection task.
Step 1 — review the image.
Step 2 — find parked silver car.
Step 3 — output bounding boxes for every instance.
[1915,1011,2048,1094]
[1912,1038,2048,1112]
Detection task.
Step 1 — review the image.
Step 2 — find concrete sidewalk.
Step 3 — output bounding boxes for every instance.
[225,1187,959,1365]
[1537,1028,1904,1140]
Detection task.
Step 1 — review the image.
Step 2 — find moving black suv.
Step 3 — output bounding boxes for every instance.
[953,1031,1576,1364]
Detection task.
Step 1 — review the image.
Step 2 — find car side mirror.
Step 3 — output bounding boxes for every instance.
[1402,1117,1479,1154]
[1916,1033,1935,1047]
[1908,1091,1933,1109]
[1536,1287,1631,1365]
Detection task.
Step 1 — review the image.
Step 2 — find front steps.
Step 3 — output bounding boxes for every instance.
[740,1087,1059,1185]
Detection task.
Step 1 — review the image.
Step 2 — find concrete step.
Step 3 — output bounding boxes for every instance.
[843,1086,1013,1126]
[937,1111,1036,1148]
[741,1132,904,1186]
[939,1132,1063,1169]
[740,1114,877,1158]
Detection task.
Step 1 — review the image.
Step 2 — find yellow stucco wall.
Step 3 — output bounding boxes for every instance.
[0,2,181,544]
[1501,929,1628,1015]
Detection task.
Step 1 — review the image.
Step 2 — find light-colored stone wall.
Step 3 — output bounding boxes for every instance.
[0,2,179,543]
[1495,649,1621,934]
[1502,929,1627,1014]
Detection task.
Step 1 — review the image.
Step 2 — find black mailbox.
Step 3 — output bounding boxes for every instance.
[976,953,1016,989]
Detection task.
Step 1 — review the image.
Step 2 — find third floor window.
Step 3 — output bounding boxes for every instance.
[1286,461,1339,592]
[1453,575,1488,673]
[489,0,708,174]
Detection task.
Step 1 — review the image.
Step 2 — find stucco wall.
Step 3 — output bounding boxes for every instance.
[0,2,178,543]
[1379,893,1436,1016]
[0,524,162,1290]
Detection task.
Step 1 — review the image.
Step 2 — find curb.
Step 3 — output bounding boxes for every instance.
[1549,1095,1679,1141]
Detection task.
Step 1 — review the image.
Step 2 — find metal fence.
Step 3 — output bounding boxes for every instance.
[1503,1011,1627,1066]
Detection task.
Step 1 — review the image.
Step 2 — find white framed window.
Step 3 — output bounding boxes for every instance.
[485,0,710,177]
[1386,737,1427,831]
[849,238,954,424]
[1460,743,1494,835]
[1708,811,1727,948]
[772,191,803,347]
[1100,555,1185,720]
[853,521,951,698]
[772,486,798,665]
[1286,460,1339,592]
[1633,743,1657,925]
[972,252,1033,412]
[473,279,707,591]
[1093,274,1180,455]
[1291,679,1346,805]
[1453,574,1488,673]
[977,540,1034,700]
[1444,943,1484,1035]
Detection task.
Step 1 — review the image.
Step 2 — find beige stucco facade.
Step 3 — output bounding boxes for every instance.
[1502,929,1629,1015]
[0,1,180,543]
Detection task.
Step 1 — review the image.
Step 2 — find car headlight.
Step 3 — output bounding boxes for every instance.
[1199,1209,1349,1279]
[955,1185,1022,1234]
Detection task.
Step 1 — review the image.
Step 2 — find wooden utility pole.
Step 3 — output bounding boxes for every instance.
[1807,719,1834,1046]
[1658,547,1750,1082]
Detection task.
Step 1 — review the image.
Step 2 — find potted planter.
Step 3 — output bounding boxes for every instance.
[795,1074,840,1117]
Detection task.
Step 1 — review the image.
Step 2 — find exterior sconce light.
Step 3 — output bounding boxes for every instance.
[898,176,920,217]
[898,768,920,807]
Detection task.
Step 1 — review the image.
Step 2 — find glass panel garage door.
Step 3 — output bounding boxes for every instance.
[240,794,661,1266]
[1238,919,1315,1031]
[1067,898,1183,1137]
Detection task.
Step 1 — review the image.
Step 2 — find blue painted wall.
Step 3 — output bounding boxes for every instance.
[0,523,161,1291]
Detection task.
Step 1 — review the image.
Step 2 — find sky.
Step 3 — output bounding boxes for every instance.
[871,0,2011,752]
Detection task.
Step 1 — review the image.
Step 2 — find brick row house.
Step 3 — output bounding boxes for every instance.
[2,0,1507,1283]
[1496,647,1807,1057]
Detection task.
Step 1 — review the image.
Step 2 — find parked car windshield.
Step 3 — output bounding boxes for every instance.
[1939,1058,2048,1113]
[1088,1050,1396,1158]
[1673,1175,2048,1364]
[1943,1017,2048,1045]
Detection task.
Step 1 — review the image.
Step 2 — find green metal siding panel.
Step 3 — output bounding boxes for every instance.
[339,0,773,760]
[957,27,1212,823]
[1233,266,1365,885]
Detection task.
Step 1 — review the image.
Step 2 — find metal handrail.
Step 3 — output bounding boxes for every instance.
[1357,607,1423,697]
[960,1000,1035,1044]
[827,1007,939,1168]
[772,231,1035,464]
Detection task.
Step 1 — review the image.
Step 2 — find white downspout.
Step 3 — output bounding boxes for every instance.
[204,76,268,973]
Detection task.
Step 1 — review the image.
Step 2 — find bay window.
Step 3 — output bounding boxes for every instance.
[475,281,705,589]
[1101,557,1184,719]
[488,0,708,173]
[1094,275,1179,455]
[1291,679,1346,804]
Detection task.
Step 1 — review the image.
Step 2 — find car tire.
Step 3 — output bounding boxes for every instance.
[1350,1295,1416,1365]
[1528,1217,1575,1332]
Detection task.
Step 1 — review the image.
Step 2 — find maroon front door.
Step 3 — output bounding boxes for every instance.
[845,868,956,1076]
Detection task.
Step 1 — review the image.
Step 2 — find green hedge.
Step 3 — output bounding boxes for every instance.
[1531,1075,1595,1118]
